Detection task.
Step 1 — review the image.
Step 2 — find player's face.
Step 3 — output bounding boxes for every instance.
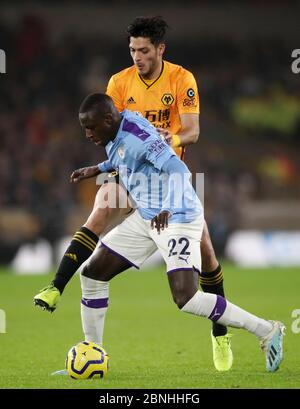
[79,111,112,146]
[129,37,165,79]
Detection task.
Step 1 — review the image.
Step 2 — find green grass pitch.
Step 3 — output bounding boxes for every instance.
[0,263,299,389]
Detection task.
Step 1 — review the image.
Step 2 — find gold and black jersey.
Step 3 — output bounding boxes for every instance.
[106,60,200,159]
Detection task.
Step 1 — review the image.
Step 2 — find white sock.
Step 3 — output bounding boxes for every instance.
[80,274,109,346]
[181,290,272,339]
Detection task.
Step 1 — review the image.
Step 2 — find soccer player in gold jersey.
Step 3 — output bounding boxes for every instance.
[34,16,233,372]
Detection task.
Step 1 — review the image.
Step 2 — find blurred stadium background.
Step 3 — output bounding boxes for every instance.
[1,1,300,273]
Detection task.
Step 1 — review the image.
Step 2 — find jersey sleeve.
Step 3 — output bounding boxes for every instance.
[97,159,115,173]
[106,76,124,112]
[176,69,200,115]
[125,128,176,171]
[160,156,191,214]
[144,137,176,171]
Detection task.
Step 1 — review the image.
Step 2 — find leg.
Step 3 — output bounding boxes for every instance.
[200,220,219,272]
[55,181,132,291]
[167,268,199,309]
[84,180,132,237]
[34,182,132,311]
[81,210,156,346]
[168,269,285,372]
[150,215,232,371]
[80,244,132,345]
[199,220,232,371]
[199,220,227,336]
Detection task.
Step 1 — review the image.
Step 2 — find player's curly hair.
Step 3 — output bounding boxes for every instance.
[126,16,169,46]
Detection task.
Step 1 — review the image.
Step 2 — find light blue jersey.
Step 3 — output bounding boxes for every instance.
[102,110,203,223]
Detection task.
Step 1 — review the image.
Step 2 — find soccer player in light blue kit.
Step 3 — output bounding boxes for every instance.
[76,93,284,373]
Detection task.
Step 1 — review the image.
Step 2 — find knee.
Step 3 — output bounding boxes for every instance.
[93,206,112,222]
[84,207,110,234]
[91,199,121,221]
[169,269,199,309]
[82,259,106,282]
[82,263,95,281]
[172,290,195,310]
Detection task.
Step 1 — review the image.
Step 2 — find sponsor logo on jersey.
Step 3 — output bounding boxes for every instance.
[161,93,174,106]
[183,98,196,107]
[127,96,136,104]
[145,108,171,129]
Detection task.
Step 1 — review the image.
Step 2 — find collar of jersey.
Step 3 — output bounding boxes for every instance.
[137,60,166,89]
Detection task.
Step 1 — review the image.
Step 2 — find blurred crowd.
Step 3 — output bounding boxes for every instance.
[0,14,299,259]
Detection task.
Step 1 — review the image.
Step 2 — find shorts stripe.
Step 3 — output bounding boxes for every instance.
[167,267,195,275]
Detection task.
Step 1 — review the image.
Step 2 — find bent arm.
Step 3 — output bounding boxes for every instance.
[159,113,200,148]
[175,113,200,147]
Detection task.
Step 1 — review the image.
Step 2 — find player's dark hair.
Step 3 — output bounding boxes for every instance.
[126,16,169,46]
[79,93,114,115]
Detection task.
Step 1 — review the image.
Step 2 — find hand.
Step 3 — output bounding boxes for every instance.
[151,210,172,234]
[157,128,173,145]
[70,165,100,183]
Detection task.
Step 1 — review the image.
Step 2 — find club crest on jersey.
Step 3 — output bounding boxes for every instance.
[187,88,195,98]
[161,93,174,106]
[118,146,125,159]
